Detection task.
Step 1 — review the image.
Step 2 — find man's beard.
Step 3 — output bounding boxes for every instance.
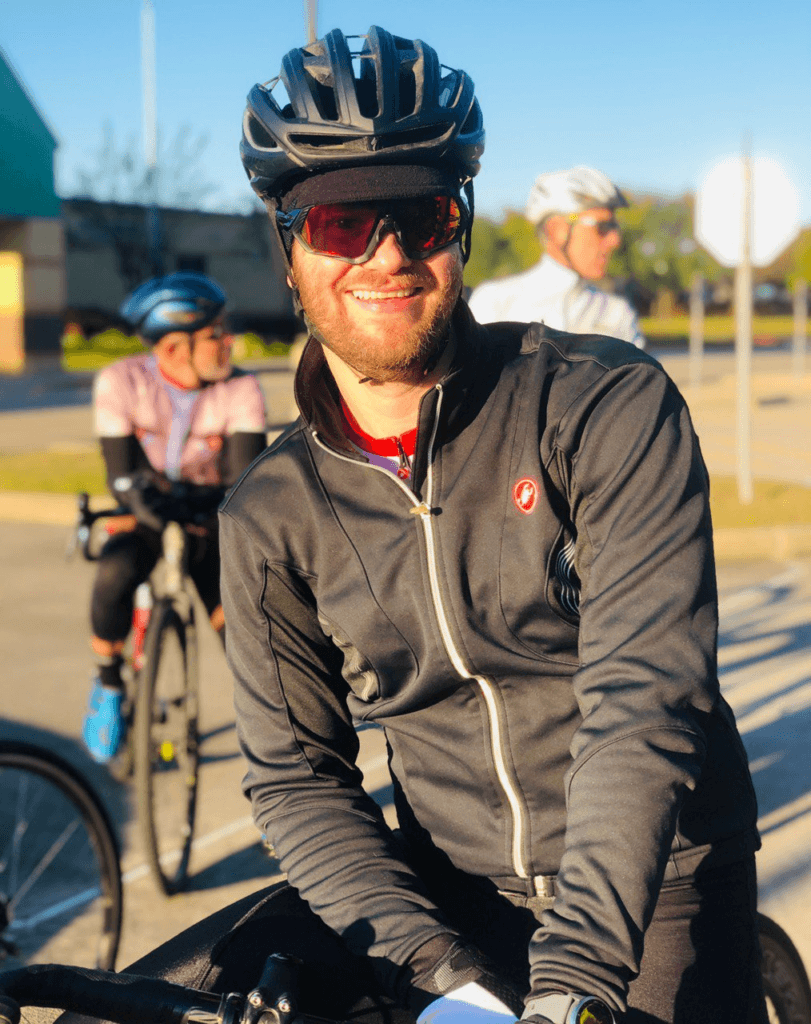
[292,255,463,385]
[194,355,232,383]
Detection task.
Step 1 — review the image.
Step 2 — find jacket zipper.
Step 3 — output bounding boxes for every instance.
[312,388,530,880]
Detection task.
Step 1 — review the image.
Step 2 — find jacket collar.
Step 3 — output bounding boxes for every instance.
[292,300,524,460]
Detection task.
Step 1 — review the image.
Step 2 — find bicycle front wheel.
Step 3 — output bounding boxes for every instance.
[0,741,122,971]
[134,598,200,896]
[759,913,811,1024]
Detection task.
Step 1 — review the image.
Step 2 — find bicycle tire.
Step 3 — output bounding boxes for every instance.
[759,913,811,1024]
[0,741,122,972]
[134,598,200,896]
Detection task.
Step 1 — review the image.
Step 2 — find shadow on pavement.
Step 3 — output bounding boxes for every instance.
[0,717,133,848]
[718,566,811,902]
[0,368,94,413]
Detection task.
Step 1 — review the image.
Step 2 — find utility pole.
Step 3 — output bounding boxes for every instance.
[688,272,704,389]
[305,0,318,43]
[734,146,753,505]
[141,0,161,276]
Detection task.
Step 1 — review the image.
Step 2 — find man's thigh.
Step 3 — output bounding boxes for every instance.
[626,858,767,1024]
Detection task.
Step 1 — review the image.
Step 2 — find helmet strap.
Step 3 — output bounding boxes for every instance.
[461,180,475,264]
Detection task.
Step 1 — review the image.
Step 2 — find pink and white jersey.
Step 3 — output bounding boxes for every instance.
[93,353,267,485]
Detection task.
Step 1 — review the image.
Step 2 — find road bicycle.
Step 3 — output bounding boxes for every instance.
[70,477,224,896]
[0,739,122,973]
[0,879,808,1024]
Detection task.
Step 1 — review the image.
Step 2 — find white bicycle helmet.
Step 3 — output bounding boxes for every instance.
[525,166,627,226]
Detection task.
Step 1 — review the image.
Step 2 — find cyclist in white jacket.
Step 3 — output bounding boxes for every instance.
[468,167,645,348]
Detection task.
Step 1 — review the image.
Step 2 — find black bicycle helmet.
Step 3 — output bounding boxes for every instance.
[240,25,485,201]
[120,272,227,344]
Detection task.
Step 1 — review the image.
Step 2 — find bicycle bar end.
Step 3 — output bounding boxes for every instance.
[0,995,20,1024]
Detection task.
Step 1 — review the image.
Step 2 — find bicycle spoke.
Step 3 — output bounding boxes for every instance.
[8,884,103,930]
[0,746,122,971]
[7,820,81,913]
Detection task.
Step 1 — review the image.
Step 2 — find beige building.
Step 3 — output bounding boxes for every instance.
[0,48,66,370]
[63,200,296,341]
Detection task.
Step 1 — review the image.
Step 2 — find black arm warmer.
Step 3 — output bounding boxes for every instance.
[220,431,268,486]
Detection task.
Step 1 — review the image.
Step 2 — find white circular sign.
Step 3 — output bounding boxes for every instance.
[694,156,800,268]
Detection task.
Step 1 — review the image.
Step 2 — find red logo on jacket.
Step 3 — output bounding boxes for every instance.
[513,477,539,514]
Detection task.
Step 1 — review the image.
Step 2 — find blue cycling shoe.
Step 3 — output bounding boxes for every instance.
[82,679,126,763]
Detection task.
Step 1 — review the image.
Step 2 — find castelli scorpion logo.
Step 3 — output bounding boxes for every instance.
[513,477,539,515]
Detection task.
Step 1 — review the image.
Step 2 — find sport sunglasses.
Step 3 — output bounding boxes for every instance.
[568,213,621,237]
[276,196,465,264]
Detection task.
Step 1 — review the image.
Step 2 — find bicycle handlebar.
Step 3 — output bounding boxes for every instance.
[0,954,343,1024]
[68,475,226,561]
[0,964,221,1024]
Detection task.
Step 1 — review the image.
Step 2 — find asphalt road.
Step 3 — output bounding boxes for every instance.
[0,515,808,979]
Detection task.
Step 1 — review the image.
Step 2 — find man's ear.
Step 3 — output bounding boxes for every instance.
[543,214,568,247]
[286,274,295,289]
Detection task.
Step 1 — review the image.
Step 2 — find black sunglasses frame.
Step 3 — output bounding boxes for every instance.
[276,197,468,265]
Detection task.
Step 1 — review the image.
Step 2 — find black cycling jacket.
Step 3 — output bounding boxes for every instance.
[219,302,759,1012]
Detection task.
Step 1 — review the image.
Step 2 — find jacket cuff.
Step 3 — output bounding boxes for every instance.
[405,937,525,1018]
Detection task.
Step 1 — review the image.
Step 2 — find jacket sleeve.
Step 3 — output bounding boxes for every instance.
[218,507,467,1005]
[528,360,722,1009]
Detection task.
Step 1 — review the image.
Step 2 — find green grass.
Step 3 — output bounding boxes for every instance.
[709,477,811,529]
[1,449,808,533]
[0,449,107,495]
[60,329,293,372]
[640,314,800,343]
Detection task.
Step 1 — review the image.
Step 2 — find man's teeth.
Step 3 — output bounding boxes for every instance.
[351,288,416,300]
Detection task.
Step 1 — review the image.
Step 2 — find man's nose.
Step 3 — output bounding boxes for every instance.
[604,227,622,251]
[365,228,411,272]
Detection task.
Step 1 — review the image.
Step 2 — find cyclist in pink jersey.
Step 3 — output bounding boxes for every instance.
[83,272,268,763]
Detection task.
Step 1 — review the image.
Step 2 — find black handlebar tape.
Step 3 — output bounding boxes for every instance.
[0,994,20,1024]
[0,966,221,1024]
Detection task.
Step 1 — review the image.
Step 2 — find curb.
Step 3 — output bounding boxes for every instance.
[1,491,810,563]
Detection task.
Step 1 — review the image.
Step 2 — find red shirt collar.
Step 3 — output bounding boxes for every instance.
[339,398,417,458]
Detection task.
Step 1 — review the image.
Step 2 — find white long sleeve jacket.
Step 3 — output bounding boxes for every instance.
[468,255,645,349]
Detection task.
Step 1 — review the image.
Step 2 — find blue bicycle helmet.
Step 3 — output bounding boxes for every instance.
[120,272,227,344]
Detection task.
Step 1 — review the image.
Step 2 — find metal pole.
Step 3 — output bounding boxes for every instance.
[305,0,318,42]
[793,278,807,379]
[688,272,704,389]
[734,150,753,505]
[141,0,161,276]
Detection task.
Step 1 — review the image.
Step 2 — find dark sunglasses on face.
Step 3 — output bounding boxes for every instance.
[277,196,465,264]
[569,213,621,237]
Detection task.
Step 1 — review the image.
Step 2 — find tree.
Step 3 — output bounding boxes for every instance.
[73,122,220,211]
[607,193,723,313]
[68,123,248,283]
[465,211,540,290]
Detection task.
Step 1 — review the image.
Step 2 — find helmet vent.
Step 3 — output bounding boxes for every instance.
[312,80,338,121]
[356,78,379,119]
[398,69,417,117]
[460,105,481,134]
[245,113,278,151]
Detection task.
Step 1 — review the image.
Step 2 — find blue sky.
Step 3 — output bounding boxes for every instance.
[2,0,810,223]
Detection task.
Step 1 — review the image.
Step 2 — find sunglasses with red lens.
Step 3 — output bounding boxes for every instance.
[277,196,465,264]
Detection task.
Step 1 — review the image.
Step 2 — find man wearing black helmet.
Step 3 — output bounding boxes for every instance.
[83,272,268,763]
[220,27,766,1024]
